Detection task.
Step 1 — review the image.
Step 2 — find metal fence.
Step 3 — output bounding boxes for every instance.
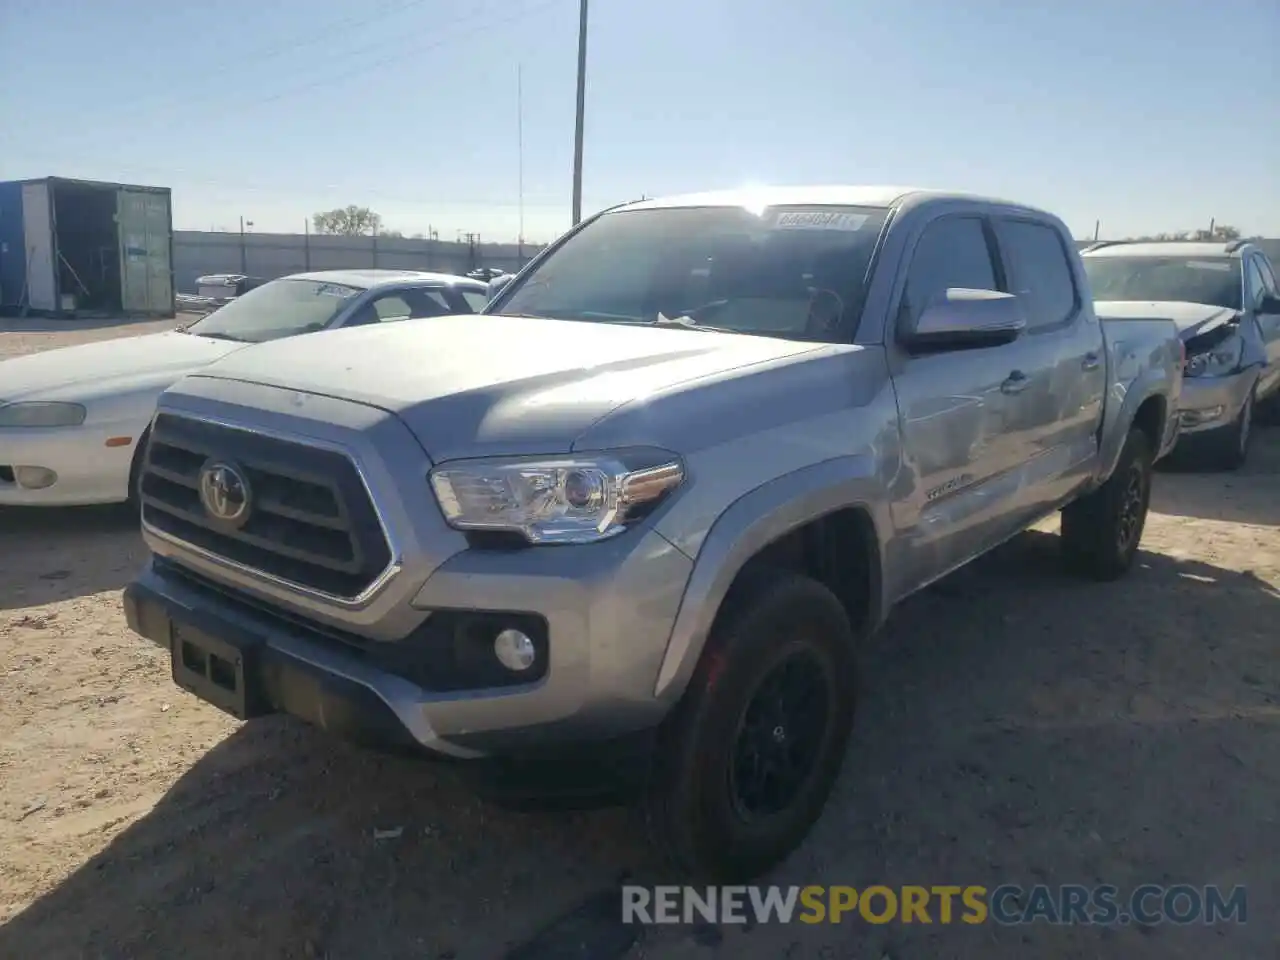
[172,230,1280,298]
[173,230,547,293]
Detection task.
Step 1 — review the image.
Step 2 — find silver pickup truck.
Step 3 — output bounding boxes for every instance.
[123,186,1183,882]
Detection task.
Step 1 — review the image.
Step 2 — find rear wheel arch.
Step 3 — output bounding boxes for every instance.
[1132,394,1166,453]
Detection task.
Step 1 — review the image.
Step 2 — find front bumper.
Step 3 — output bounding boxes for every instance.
[1176,370,1256,435]
[127,382,695,761]
[126,520,693,758]
[0,424,137,506]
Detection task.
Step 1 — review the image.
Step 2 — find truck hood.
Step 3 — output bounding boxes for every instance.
[190,314,828,461]
[1094,300,1239,340]
[0,330,245,402]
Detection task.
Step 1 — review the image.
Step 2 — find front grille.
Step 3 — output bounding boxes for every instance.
[140,413,393,599]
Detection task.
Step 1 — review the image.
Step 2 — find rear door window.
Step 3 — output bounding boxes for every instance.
[1245,258,1268,310]
[901,217,1000,324]
[993,219,1079,331]
[1253,255,1279,296]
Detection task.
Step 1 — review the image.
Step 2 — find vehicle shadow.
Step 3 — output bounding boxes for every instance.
[0,505,147,610]
[1152,425,1280,527]
[0,716,653,960]
[1,531,1276,959]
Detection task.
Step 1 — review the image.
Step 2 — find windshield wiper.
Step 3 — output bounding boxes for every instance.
[192,331,246,342]
[651,313,738,334]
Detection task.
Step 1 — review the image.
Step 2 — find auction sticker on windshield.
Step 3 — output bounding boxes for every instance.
[772,210,870,232]
[316,283,360,298]
[1187,261,1234,271]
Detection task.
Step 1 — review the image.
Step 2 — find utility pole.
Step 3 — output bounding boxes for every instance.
[239,216,253,274]
[571,0,588,225]
[518,62,525,258]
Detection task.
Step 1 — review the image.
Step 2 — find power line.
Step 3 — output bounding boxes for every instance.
[32,0,565,151]
[239,0,563,114]
[192,0,438,73]
[131,0,508,120]
[4,149,573,207]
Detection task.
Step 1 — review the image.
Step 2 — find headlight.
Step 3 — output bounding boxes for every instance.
[430,451,685,544]
[1184,334,1243,378]
[0,401,87,427]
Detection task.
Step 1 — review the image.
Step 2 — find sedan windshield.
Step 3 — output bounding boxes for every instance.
[493,204,889,341]
[1083,256,1242,311]
[184,278,364,343]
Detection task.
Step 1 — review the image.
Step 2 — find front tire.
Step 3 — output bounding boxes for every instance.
[1061,427,1153,581]
[644,571,858,882]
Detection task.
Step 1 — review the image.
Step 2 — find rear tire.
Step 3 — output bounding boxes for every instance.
[1256,388,1280,426]
[1061,427,1153,581]
[644,570,858,883]
[1202,388,1254,472]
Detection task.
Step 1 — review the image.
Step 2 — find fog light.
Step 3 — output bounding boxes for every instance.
[493,628,537,672]
[15,466,57,489]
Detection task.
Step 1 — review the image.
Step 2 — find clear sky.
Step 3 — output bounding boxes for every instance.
[2,0,1276,243]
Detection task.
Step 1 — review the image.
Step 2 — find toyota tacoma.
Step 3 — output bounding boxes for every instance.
[124,186,1183,881]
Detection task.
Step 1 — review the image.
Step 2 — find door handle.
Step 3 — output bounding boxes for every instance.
[1082,351,1101,371]
[1001,370,1030,395]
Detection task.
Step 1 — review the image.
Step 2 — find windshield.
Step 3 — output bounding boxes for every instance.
[493,204,889,341]
[1083,256,1242,311]
[184,278,364,342]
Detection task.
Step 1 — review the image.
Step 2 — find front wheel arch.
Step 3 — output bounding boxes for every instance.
[653,460,888,703]
[126,424,152,510]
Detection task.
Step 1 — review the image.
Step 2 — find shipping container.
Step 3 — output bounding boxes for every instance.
[0,176,174,318]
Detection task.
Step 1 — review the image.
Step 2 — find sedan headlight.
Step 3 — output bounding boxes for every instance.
[0,401,87,427]
[1184,334,1243,378]
[430,451,685,544]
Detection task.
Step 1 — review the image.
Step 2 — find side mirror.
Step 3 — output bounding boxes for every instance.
[1257,293,1280,315]
[486,274,514,302]
[901,288,1026,352]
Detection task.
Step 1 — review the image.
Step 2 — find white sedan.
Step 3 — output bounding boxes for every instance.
[0,269,490,507]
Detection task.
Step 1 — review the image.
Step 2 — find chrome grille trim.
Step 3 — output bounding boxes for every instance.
[139,411,402,607]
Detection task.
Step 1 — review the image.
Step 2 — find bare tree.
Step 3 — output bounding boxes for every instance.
[312,205,383,236]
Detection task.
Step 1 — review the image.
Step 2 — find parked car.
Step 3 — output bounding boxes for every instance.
[175,274,270,315]
[123,186,1183,882]
[0,269,489,507]
[1083,239,1280,469]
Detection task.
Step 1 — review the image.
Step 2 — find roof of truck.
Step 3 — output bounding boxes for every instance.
[284,269,480,289]
[615,185,1027,213]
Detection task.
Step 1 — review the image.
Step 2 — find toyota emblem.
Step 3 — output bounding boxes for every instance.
[198,460,251,526]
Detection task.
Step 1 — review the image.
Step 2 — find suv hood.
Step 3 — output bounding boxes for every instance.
[190,314,827,461]
[1094,300,1239,339]
[0,330,245,402]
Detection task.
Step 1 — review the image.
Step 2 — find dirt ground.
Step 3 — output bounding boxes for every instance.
[2,319,1277,960]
